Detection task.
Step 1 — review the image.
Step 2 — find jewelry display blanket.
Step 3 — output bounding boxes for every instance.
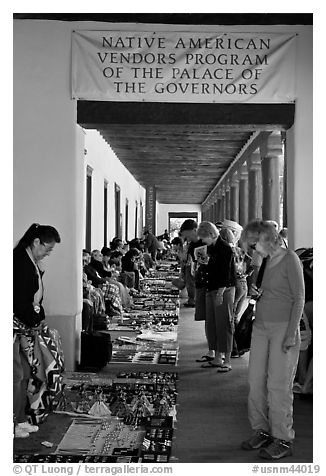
[55,418,145,456]
[51,371,177,462]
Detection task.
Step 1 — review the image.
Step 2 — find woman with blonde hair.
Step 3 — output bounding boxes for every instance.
[197,221,236,372]
[220,222,252,357]
[240,220,305,460]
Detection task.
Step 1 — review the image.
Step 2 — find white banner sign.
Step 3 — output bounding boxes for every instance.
[72,30,297,103]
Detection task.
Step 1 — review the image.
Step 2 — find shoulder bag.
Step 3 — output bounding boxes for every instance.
[234,257,267,354]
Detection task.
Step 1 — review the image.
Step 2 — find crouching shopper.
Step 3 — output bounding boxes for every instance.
[241,220,305,460]
[13,224,64,438]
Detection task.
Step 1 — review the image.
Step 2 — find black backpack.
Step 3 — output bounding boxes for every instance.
[295,248,313,302]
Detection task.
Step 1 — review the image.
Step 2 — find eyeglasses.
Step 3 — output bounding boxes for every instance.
[40,242,54,253]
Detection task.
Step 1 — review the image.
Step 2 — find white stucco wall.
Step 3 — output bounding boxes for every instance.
[286,28,313,249]
[84,130,145,248]
[13,21,85,368]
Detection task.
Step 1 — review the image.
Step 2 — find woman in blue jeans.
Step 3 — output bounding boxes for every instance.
[241,220,305,460]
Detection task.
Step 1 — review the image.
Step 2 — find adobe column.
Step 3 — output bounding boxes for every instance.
[247,150,262,221]
[145,185,156,235]
[220,185,226,220]
[213,199,218,222]
[239,163,249,226]
[206,207,210,222]
[230,173,240,223]
[210,203,213,222]
[206,204,210,221]
[261,131,282,223]
[225,181,231,219]
[217,190,222,222]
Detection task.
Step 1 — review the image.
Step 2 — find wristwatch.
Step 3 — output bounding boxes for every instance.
[33,304,41,313]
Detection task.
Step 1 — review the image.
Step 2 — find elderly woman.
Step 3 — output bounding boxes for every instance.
[241,220,305,460]
[220,221,253,357]
[197,221,236,372]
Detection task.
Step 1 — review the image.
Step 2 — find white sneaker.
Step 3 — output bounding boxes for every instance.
[17,421,39,433]
[14,426,30,438]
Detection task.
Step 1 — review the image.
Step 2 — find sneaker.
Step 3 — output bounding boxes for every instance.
[241,430,272,450]
[17,421,39,433]
[14,426,30,439]
[258,438,293,460]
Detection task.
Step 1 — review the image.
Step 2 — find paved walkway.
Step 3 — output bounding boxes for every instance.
[173,302,313,463]
[14,298,313,464]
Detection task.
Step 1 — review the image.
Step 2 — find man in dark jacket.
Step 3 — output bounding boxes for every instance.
[143,230,160,261]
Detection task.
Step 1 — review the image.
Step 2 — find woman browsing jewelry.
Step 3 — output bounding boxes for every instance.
[13,223,63,438]
[197,221,236,372]
[240,220,305,460]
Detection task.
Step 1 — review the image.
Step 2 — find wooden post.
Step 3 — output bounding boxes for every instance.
[225,181,231,219]
[220,185,226,220]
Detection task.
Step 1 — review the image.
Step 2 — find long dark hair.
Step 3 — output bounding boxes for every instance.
[14,223,61,250]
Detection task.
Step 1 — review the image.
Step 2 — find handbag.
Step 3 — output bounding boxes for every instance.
[195,264,207,289]
[299,310,312,351]
[172,275,186,290]
[234,257,267,354]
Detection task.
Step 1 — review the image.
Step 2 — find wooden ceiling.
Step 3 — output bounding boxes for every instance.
[98,124,253,203]
[78,101,295,205]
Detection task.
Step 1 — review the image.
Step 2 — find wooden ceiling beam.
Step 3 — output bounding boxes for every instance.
[78,102,294,129]
[103,134,251,141]
[110,153,234,160]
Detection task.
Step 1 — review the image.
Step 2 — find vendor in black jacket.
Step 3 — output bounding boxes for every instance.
[197,221,236,372]
[13,223,61,438]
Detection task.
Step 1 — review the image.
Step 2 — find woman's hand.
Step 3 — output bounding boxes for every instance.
[215,288,225,306]
[249,285,263,301]
[249,284,260,297]
[282,334,297,353]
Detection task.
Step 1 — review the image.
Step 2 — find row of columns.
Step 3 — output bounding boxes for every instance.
[202,131,285,227]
